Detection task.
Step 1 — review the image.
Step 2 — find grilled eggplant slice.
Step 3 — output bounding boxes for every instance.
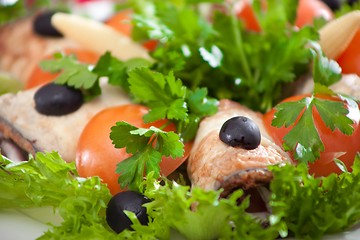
[0,82,130,162]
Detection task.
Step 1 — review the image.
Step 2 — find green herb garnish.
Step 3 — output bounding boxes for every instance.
[129,0,318,112]
[3,153,360,239]
[271,42,358,163]
[110,68,217,190]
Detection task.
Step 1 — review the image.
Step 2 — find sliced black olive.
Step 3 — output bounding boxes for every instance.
[33,10,63,37]
[106,191,150,234]
[219,116,261,150]
[34,83,83,116]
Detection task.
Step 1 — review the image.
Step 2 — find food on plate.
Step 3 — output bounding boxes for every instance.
[1,0,360,239]
[187,99,291,198]
[0,81,130,162]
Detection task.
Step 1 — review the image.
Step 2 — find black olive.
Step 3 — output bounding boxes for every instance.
[106,191,150,234]
[219,116,261,150]
[348,0,359,5]
[34,83,83,116]
[321,0,342,11]
[33,10,63,37]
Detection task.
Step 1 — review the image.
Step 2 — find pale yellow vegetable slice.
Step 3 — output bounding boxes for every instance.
[51,12,152,61]
[319,10,360,60]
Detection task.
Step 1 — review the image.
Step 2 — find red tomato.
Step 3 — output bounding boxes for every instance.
[295,0,334,27]
[25,48,99,89]
[234,0,262,32]
[105,9,133,36]
[76,104,192,195]
[235,0,333,31]
[263,94,360,177]
[336,29,360,76]
[105,10,158,51]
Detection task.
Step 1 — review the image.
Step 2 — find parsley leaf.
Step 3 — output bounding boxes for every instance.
[110,122,184,190]
[128,67,218,140]
[40,51,152,100]
[276,97,324,162]
[40,53,102,101]
[310,41,342,88]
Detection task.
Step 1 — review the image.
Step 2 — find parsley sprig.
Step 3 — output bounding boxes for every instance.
[130,0,318,112]
[110,123,184,189]
[271,43,359,163]
[128,68,218,140]
[40,51,152,100]
[111,68,217,190]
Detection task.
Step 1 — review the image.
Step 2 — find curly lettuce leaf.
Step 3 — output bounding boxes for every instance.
[0,152,113,238]
[3,153,360,239]
[269,155,360,239]
[120,175,279,240]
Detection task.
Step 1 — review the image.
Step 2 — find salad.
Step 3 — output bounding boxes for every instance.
[1,0,360,239]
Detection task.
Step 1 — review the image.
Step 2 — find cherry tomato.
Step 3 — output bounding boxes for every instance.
[76,104,192,195]
[263,94,360,177]
[295,0,334,27]
[25,48,99,89]
[234,0,262,32]
[105,10,158,51]
[235,0,333,31]
[336,29,360,76]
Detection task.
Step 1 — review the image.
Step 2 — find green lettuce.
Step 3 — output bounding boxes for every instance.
[2,152,360,239]
[269,155,360,239]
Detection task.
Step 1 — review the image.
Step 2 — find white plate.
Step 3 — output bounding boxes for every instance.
[1,208,360,240]
[0,207,62,240]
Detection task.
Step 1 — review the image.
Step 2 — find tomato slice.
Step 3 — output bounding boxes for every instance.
[76,104,192,195]
[336,29,360,76]
[25,48,99,89]
[263,94,360,177]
